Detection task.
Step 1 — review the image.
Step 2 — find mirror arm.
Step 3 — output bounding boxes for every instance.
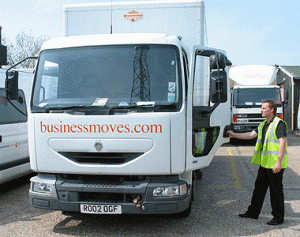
[5,56,38,78]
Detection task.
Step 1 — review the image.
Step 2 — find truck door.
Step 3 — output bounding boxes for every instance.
[186,46,231,171]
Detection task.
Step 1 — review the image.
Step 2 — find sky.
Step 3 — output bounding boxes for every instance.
[1,0,299,66]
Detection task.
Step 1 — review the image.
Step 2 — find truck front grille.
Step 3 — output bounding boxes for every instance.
[237,113,263,119]
[59,152,143,165]
[235,113,264,124]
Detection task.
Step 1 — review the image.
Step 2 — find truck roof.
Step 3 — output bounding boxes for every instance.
[64,0,203,9]
[229,65,277,86]
[40,33,181,51]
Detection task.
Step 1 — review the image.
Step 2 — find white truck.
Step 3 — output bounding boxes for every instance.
[0,26,33,184]
[0,68,33,184]
[6,0,232,216]
[230,65,283,134]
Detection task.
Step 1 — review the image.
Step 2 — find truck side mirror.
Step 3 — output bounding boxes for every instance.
[209,53,231,103]
[210,70,227,103]
[5,70,19,100]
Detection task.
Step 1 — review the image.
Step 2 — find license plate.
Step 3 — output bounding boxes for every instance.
[80,204,122,214]
[237,118,249,123]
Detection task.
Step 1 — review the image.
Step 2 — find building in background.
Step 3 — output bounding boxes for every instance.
[277,66,300,131]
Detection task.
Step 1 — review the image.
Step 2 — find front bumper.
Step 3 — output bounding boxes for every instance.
[29,174,191,214]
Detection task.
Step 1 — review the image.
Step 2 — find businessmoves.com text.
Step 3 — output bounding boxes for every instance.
[40,121,163,134]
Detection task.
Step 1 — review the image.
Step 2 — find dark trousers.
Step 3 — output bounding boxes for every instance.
[247,166,285,221]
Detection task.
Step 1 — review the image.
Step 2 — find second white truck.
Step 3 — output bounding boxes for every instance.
[230,65,283,134]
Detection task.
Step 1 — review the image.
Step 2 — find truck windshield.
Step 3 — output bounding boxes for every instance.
[233,88,282,107]
[31,45,182,113]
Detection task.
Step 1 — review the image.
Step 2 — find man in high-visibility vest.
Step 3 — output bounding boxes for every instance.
[227,99,287,226]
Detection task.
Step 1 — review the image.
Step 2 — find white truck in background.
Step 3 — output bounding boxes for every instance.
[230,65,283,134]
[0,26,33,184]
[7,0,232,216]
[0,68,33,184]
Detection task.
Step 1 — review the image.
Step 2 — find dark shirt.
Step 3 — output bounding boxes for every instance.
[255,117,287,148]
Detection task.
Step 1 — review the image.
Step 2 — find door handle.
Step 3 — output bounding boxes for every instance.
[223,125,233,137]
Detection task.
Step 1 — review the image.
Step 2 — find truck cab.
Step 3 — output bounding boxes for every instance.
[22,1,232,216]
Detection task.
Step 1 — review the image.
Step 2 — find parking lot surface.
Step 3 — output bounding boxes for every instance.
[0,134,299,237]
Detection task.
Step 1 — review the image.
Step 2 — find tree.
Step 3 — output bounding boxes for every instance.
[4,31,48,68]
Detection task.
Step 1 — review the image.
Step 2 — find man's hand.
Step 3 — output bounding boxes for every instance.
[227,131,236,138]
[273,161,282,173]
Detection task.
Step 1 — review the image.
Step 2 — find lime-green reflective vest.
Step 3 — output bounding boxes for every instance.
[251,116,288,169]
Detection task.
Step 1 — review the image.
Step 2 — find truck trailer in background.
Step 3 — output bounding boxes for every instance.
[5,0,232,216]
[229,65,283,135]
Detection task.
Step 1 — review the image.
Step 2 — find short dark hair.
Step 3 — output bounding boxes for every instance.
[262,99,277,115]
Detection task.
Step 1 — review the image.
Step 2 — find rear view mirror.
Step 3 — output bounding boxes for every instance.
[209,53,231,103]
[5,70,19,100]
[210,70,227,103]
[4,56,37,101]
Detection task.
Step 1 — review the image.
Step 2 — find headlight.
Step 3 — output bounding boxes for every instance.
[29,175,57,197]
[153,184,187,197]
[31,182,53,193]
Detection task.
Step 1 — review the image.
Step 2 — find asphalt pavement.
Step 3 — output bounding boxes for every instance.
[0,133,299,236]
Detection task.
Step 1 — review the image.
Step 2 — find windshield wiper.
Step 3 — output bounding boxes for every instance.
[106,104,154,115]
[106,102,178,114]
[45,105,99,113]
[44,102,177,114]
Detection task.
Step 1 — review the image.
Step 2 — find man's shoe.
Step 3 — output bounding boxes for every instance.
[267,218,283,225]
[238,212,258,219]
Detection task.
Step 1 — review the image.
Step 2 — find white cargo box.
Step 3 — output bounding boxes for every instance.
[64,0,206,48]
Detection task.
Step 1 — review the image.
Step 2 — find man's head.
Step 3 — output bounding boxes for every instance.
[261,99,277,118]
